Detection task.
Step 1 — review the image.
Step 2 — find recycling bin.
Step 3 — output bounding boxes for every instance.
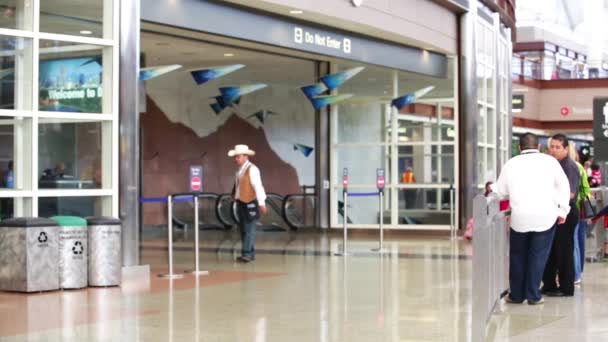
[87,217,122,286]
[0,217,59,292]
[51,216,88,289]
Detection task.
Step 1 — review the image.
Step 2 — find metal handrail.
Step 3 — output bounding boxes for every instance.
[283,193,316,230]
[171,192,225,231]
[216,193,238,227]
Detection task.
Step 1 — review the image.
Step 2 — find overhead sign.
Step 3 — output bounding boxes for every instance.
[189,165,203,192]
[294,27,351,54]
[141,0,447,77]
[512,94,524,110]
[560,106,570,116]
[593,97,608,160]
[376,168,385,191]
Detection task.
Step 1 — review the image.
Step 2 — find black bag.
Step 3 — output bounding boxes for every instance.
[581,197,596,219]
[237,200,260,223]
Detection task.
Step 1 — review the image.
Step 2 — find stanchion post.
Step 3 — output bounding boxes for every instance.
[190,195,209,275]
[380,191,384,251]
[450,186,456,239]
[335,190,349,256]
[373,168,386,253]
[372,191,386,253]
[159,195,184,279]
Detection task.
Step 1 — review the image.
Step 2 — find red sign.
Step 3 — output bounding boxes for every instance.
[376,168,385,191]
[190,176,201,191]
[560,106,570,116]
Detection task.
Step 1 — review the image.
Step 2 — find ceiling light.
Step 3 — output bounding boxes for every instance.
[80,30,92,35]
[223,53,234,57]
[289,10,304,14]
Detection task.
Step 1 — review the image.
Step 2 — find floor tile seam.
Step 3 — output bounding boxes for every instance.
[143,245,472,261]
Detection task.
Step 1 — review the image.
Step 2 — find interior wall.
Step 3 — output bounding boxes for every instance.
[514,84,607,122]
[140,41,318,225]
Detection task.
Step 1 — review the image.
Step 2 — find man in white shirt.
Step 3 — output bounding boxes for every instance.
[493,133,570,304]
[229,144,267,263]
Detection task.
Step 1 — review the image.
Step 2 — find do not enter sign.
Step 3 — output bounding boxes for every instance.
[560,106,570,116]
[191,177,201,191]
[189,166,203,193]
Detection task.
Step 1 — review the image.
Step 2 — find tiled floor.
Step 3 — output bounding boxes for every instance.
[1,228,607,341]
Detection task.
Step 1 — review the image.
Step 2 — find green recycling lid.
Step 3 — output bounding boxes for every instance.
[51,216,87,227]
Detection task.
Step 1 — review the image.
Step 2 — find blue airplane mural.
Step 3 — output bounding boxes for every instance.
[219,84,267,104]
[390,86,435,111]
[190,64,245,85]
[320,66,364,91]
[293,143,314,157]
[300,83,327,99]
[248,109,278,124]
[139,64,182,81]
[309,94,353,110]
[209,95,242,115]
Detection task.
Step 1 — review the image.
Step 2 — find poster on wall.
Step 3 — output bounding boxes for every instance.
[39,56,103,113]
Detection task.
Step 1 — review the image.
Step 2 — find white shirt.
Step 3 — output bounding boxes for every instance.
[492,149,571,232]
[235,160,267,206]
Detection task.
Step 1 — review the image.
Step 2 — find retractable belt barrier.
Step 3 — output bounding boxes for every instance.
[158,193,209,280]
[335,190,386,256]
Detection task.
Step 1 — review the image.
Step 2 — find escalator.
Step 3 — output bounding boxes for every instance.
[170,191,317,233]
[171,193,228,231]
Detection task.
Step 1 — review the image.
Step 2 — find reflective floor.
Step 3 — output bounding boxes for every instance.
[1,229,607,341]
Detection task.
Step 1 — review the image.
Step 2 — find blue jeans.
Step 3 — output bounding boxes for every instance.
[578,219,586,273]
[574,223,581,281]
[509,226,556,302]
[239,218,257,259]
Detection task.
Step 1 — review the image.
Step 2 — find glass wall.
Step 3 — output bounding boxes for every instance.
[476,16,497,186]
[476,9,512,188]
[330,60,457,228]
[0,0,117,219]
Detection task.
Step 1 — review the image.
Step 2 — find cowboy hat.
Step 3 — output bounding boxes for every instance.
[228,144,255,157]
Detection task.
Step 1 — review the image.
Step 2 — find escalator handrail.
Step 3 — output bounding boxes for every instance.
[171,192,221,229]
[282,193,316,230]
[216,193,239,226]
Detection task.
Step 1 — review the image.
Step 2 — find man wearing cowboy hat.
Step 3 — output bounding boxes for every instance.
[229,144,267,263]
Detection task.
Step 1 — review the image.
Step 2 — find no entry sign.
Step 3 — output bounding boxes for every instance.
[189,166,203,193]
[376,168,385,191]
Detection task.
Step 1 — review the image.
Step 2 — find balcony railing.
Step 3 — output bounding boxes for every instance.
[512,54,608,81]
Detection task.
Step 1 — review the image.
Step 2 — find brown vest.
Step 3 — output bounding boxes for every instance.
[238,164,257,203]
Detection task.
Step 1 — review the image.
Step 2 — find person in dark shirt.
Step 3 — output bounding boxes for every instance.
[542,134,581,297]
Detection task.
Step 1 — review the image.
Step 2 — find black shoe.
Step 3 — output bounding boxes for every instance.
[546,290,565,297]
[236,256,253,263]
[540,287,558,294]
[505,294,524,304]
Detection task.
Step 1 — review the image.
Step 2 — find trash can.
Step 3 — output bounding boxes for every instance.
[0,217,59,292]
[87,217,121,287]
[52,216,88,289]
